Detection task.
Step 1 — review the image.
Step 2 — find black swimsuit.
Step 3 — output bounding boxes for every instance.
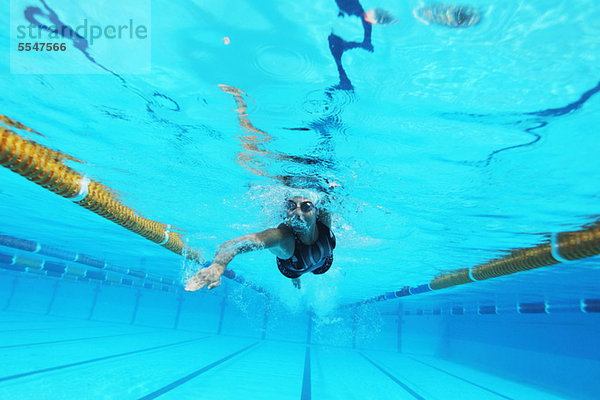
[276,221,336,279]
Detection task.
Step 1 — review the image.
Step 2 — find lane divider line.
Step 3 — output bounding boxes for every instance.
[342,220,600,308]
[137,342,260,400]
[0,330,158,350]
[1,124,269,294]
[0,336,209,382]
[405,355,513,400]
[359,353,426,400]
[301,346,311,400]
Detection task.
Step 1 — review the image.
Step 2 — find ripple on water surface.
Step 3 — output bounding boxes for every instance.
[253,45,317,82]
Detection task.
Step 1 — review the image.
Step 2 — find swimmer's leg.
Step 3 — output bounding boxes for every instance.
[360,19,373,51]
[218,84,272,143]
[328,34,357,90]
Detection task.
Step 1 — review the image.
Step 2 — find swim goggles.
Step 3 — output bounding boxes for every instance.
[286,200,315,212]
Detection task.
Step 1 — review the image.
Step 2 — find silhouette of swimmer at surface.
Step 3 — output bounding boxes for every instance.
[329,0,396,90]
[413,3,481,28]
[185,196,335,291]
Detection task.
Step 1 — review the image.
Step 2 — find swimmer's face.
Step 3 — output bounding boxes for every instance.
[285,196,317,232]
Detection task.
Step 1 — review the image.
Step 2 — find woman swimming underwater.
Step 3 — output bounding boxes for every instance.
[185,195,336,291]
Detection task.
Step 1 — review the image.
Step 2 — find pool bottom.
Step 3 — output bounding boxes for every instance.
[0,310,573,400]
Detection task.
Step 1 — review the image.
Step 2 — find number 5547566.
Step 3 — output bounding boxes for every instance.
[17,43,66,51]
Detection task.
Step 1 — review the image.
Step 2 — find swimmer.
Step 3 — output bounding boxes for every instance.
[413,3,481,28]
[185,196,336,291]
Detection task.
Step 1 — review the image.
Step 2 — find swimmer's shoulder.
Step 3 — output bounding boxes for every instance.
[276,223,294,236]
[317,209,332,229]
[273,223,295,258]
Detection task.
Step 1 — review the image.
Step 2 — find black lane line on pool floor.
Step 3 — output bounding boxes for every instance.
[0,336,209,383]
[0,330,157,349]
[0,324,116,333]
[0,319,127,332]
[359,353,426,400]
[406,356,514,400]
[301,346,311,400]
[137,342,260,400]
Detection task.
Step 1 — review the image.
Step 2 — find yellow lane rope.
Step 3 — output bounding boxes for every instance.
[346,220,600,308]
[0,117,203,264]
[430,222,600,290]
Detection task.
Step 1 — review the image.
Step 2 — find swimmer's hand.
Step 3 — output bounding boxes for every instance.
[292,278,301,290]
[185,263,226,291]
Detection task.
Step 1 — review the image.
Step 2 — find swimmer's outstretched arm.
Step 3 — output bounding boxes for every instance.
[185,225,294,291]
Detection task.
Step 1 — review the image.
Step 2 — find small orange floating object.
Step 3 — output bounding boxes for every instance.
[223,36,230,45]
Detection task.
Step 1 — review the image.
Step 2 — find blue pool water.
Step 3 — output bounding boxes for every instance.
[1,0,599,398]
